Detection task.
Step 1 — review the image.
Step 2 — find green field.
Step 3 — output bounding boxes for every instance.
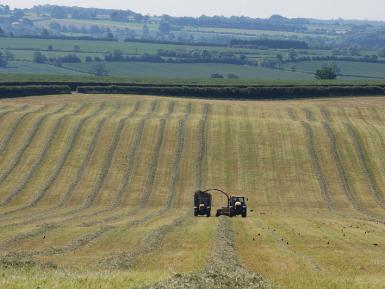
[283,61,385,79]
[1,37,384,81]
[0,94,384,289]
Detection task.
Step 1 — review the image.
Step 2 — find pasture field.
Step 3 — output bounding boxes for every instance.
[1,37,384,80]
[0,94,384,289]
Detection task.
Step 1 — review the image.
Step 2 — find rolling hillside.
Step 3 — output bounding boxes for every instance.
[0,94,384,289]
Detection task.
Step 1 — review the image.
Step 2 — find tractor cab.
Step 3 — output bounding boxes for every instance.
[229,196,247,217]
[194,190,212,217]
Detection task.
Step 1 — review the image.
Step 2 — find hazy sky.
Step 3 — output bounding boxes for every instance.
[8,0,385,21]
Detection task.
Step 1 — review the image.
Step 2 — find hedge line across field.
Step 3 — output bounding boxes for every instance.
[1,82,385,91]
[0,85,71,98]
[77,85,385,99]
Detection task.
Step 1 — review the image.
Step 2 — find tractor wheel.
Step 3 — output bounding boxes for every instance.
[206,211,211,217]
[194,210,198,217]
[242,211,247,218]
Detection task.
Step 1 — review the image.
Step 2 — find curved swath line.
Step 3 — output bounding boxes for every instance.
[303,107,316,122]
[72,100,156,211]
[99,104,208,268]
[346,124,385,211]
[23,104,104,208]
[1,115,179,254]
[0,105,47,153]
[57,102,119,207]
[0,105,28,122]
[319,106,331,123]
[322,122,385,223]
[81,101,185,226]
[0,104,70,207]
[302,122,335,211]
[196,104,209,189]
[83,108,139,208]
[0,101,147,228]
[0,103,108,226]
[286,107,297,121]
[139,119,167,208]
[139,100,178,207]
[165,103,192,209]
[0,105,82,185]
[2,103,205,257]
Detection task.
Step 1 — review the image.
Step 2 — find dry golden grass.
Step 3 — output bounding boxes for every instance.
[0,94,384,289]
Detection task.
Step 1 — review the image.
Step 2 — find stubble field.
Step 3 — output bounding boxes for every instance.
[0,93,384,289]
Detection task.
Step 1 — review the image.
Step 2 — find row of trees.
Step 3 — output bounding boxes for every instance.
[0,50,14,67]
[33,51,81,66]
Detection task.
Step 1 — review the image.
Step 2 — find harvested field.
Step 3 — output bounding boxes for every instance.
[0,94,384,289]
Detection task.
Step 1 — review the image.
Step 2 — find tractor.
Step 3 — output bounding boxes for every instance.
[196,189,248,218]
[194,190,212,217]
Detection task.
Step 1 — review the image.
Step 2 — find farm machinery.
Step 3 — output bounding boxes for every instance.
[194,189,248,218]
[194,190,212,217]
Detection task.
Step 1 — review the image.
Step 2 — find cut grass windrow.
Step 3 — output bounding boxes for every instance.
[0,101,147,229]
[319,106,332,123]
[303,107,316,122]
[286,107,297,121]
[83,105,139,208]
[0,105,46,153]
[0,105,28,123]
[142,217,273,289]
[302,122,335,211]
[56,102,116,207]
[0,105,83,186]
[35,102,206,259]
[165,103,192,209]
[322,122,385,223]
[195,104,209,189]
[25,103,103,208]
[0,104,69,208]
[139,119,167,208]
[346,124,385,211]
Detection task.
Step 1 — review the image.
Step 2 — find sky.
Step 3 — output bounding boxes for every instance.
[8,0,385,21]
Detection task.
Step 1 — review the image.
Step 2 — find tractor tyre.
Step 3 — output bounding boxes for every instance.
[242,211,247,218]
[206,210,211,217]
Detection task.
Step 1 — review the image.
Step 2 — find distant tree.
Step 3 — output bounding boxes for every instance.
[13,9,24,20]
[288,49,298,61]
[41,28,49,36]
[290,66,297,72]
[49,21,61,31]
[159,21,171,34]
[276,54,283,63]
[33,51,47,63]
[211,73,224,79]
[142,24,150,38]
[73,45,80,51]
[85,56,93,62]
[51,7,66,19]
[315,63,340,80]
[48,45,53,51]
[227,73,239,79]
[349,47,361,56]
[3,50,13,61]
[0,51,8,67]
[91,63,109,76]
[94,56,102,62]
